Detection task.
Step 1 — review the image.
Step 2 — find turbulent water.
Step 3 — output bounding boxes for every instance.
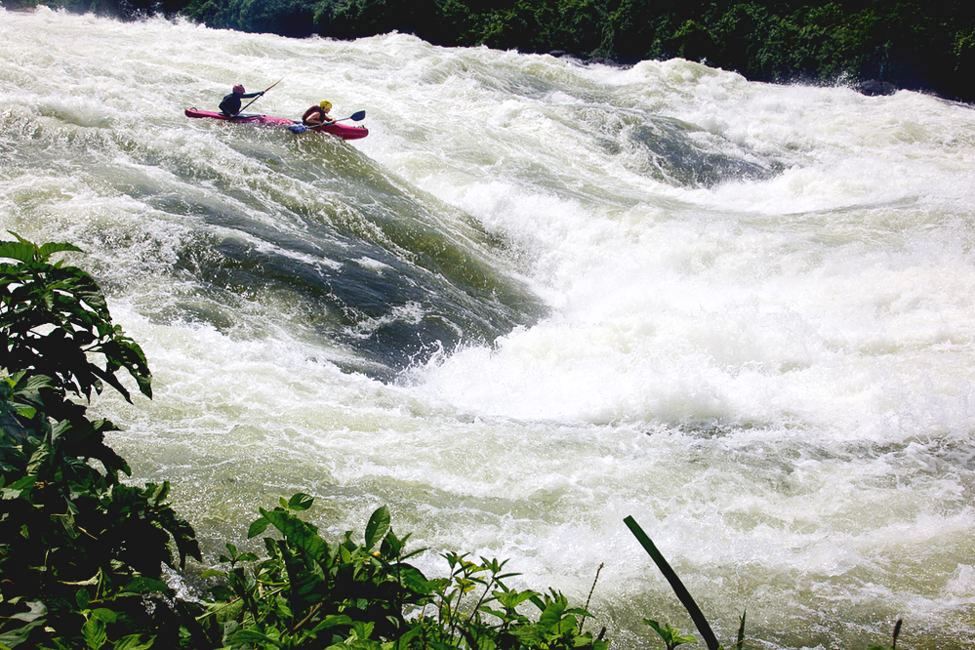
[3,7,975,648]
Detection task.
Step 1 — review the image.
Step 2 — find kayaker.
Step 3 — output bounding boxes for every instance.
[301,100,334,127]
[219,84,264,117]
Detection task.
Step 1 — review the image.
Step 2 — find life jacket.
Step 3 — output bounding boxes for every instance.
[302,105,329,125]
[219,93,242,116]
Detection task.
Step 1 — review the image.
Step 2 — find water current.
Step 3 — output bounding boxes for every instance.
[2,7,975,648]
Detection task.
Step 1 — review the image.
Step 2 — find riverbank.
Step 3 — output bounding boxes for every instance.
[5,0,974,102]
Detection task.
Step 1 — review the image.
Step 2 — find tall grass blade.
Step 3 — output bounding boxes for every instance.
[736,609,746,650]
[623,515,719,650]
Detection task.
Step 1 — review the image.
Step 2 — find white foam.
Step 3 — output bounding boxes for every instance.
[2,11,974,646]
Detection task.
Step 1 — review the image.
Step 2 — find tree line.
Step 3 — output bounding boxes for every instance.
[8,0,975,102]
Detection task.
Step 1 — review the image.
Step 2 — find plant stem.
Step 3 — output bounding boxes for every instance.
[624,515,719,650]
[579,562,604,634]
[290,602,323,633]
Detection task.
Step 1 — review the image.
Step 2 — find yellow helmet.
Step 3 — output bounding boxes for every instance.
[319,100,332,110]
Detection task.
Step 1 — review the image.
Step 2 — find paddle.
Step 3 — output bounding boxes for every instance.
[288,110,366,134]
[236,78,283,116]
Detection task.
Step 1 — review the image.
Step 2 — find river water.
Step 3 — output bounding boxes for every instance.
[2,8,974,648]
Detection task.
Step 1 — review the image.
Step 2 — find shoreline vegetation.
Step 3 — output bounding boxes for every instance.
[0,239,912,648]
[0,237,686,649]
[4,0,975,103]
[0,237,615,649]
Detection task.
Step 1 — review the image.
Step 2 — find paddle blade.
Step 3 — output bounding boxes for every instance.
[288,124,308,134]
[349,110,366,121]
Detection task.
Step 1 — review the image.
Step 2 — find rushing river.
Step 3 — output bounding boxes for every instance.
[2,7,975,648]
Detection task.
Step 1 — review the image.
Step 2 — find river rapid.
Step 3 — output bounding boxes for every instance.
[2,7,975,648]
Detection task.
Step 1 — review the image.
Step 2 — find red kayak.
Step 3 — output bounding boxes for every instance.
[184,108,369,140]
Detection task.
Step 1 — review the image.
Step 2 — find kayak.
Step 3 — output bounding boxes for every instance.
[184,108,369,140]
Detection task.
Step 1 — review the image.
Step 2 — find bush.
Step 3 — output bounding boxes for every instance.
[0,234,610,648]
[201,498,609,648]
[0,236,203,648]
[1,237,916,648]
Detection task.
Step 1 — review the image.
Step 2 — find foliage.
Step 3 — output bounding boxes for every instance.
[624,515,720,650]
[201,496,609,648]
[118,0,975,100]
[0,235,203,648]
[644,618,696,650]
[0,236,151,406]
[734,609,746,650]
[0,234,609,648]
[0,236,918,650]
[181,0,318,36]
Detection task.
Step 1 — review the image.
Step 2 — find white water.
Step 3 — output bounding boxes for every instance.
[2,8,975,647]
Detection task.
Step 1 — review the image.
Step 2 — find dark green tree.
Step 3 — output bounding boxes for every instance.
[0,235,203,648]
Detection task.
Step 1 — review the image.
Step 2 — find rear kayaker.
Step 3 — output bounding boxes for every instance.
[184,108,369,140]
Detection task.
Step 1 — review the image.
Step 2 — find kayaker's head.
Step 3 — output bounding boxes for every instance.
[233,84,245,95]
[319,99,332,111]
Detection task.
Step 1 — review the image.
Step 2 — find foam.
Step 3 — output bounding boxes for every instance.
[2,11,974,646]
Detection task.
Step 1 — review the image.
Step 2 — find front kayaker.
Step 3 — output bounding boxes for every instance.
[301,100,334,127]
[219,84,264,117]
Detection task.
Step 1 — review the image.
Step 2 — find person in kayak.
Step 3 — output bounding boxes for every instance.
[301,100,334,127]
[219,84,264,117]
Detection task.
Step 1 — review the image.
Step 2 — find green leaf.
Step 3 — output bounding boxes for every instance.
[0,602,47,647]
[83,617,108,650]
[395,626,423,647]
[350,620,375,640]
[23,375,53,391]
[397,565,433,594]
[210,585,234,601]
[538,596,568,629]
[380,529,403,558]
[365,505,390,549]
[247,515,271,538]
[38,241,83,259]
[496,588,536,610]
[114,635,156,650]
[644,619,697,648]
[91,608,119,624]
[287,492,314,511]
[12,404,36,419]
[2,475,36,500]
[120,577,169,595]
[230,628,284,647]
[0,240,37,263]
[735,609,746,650]
[309,614,354,634]
[8,600,46,623]
[260,507,327,561]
